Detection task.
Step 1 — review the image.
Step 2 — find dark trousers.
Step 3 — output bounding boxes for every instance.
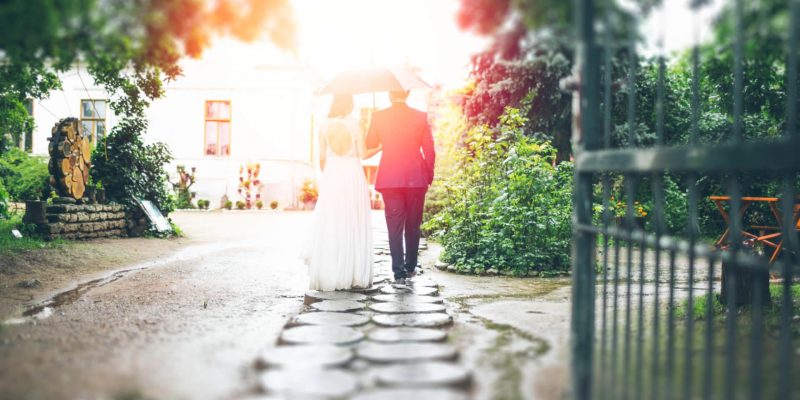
[380,188,427,279]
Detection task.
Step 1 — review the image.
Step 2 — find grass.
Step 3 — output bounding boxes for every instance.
[599,283,800,398]
[674,283,800,322]
[0,212,64,255]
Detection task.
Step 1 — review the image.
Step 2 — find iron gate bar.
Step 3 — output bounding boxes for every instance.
[574,139,800,173]
[570,0,797,398]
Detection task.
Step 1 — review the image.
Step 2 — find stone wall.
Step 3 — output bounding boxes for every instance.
[24,201,128,240]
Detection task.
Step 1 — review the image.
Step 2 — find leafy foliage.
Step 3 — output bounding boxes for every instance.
[0,0,296,128]
[0,178,9,218]
[425,108,573,275]
[0,148,49,201]
[91,118,174,214]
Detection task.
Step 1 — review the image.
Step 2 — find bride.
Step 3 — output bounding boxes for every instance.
[305,94,380,291]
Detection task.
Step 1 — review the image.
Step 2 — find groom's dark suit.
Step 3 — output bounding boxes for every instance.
[366,101,435,279]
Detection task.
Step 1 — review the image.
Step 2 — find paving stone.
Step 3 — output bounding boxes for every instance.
[348,284,383,294]
[375,362,470,387]
[372,313,453,328]
[281,325,364,345]
[304,290,367,304]
[369,302,446,314]
[380,285,438,296]
[367,327,447,343]
[310,300,366,312]
[256,345,353,368]
[352,388,468,400]
[371,294,444,304]
[294,311,369,327]
[407,278,438,288]
[259,368,358,398]
[356,342,458,363]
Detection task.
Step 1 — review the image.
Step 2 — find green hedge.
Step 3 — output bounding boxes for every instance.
[0,178,9,218]
[424,108,573,276]
[0,148,48,201]
[91,117,175,214]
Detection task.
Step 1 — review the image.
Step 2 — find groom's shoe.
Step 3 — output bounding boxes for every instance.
[405,264,420,279]
[394,277,406,285]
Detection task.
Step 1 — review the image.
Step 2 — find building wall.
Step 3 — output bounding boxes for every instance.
[29,58,317,210]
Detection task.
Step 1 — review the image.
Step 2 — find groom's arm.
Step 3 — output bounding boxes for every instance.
[366,115,380,150]
[421,116,435,185]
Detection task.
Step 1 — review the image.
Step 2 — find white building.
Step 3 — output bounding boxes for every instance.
[23,39,326,210]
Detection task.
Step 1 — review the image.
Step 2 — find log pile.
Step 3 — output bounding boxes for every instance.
[47,118,92,200]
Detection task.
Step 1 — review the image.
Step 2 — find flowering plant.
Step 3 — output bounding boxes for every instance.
[299,179,318,203]
[238,162,262,209]
[610,196,650,218]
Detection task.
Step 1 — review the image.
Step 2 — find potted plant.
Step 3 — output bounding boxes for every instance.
[298,179,318,210]
[256,200,264,210]
[270,200,279,210]
[224,200,233,210]
[236,200,246,210]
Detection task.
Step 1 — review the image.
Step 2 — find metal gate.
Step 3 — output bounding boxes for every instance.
[570,0,799,399]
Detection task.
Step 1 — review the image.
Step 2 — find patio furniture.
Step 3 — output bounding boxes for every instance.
[709,195,800,263]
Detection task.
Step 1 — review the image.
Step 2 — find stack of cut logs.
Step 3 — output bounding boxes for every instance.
[47,118,92,200]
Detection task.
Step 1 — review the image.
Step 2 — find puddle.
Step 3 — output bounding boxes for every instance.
[6,239,268,324]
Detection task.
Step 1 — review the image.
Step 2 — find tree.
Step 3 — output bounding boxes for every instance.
[0,0,296,148]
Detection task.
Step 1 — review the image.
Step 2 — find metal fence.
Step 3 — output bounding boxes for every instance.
[570,0,799,399]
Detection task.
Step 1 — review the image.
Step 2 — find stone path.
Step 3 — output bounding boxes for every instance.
[249,238,473,399]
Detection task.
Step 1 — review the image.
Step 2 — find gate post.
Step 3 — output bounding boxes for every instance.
[571,0,600,398]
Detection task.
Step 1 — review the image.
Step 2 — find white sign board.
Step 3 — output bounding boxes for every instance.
[135,198,172,233]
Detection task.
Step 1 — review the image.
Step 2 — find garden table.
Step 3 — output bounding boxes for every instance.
[709,195,800,263]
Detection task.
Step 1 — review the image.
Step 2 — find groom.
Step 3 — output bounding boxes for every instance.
[366,90,435,284]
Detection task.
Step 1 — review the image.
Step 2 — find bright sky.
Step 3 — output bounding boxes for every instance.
[637,0,725,56]
[193,0,487,88]
[292,0,486,88]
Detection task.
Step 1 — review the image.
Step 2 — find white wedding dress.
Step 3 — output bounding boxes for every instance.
[304,117,373,291]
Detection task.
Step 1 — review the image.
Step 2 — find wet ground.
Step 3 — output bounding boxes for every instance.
[0,211,311,400]
[0,211,575,400]
[422,247,573,400]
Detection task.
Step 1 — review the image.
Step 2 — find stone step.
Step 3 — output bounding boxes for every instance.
[280,325,364,346]
[293,311,369,327]
[310,300,366,312]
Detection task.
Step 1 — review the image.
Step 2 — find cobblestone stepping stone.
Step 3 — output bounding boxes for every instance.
[304,290,367,304]
[374,361,470,387]
[281,325,364,345]
[294,311,369,327]
[256,345,353,368]
[310,300,366,312]
[380,285,438,296]
[348,284,383,294]
[259,368,358,398]
[369,302,446,314]
[352,388,468,400]
[351,388,468,400]
[367,327,447,343]
[372,313,453,328]
[371,294,444,304]
[356,342,458,363]
[407,278,438,288]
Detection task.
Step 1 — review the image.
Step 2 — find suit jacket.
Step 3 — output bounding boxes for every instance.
[366,102,435,191]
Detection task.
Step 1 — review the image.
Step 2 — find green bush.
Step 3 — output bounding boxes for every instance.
[0,148,48,201]
[0,178,9,218]
[91,117,175,214]
[424,108,573,275]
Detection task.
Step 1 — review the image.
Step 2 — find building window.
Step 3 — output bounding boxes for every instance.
[205,100,231,156]
[80,99,107,144]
